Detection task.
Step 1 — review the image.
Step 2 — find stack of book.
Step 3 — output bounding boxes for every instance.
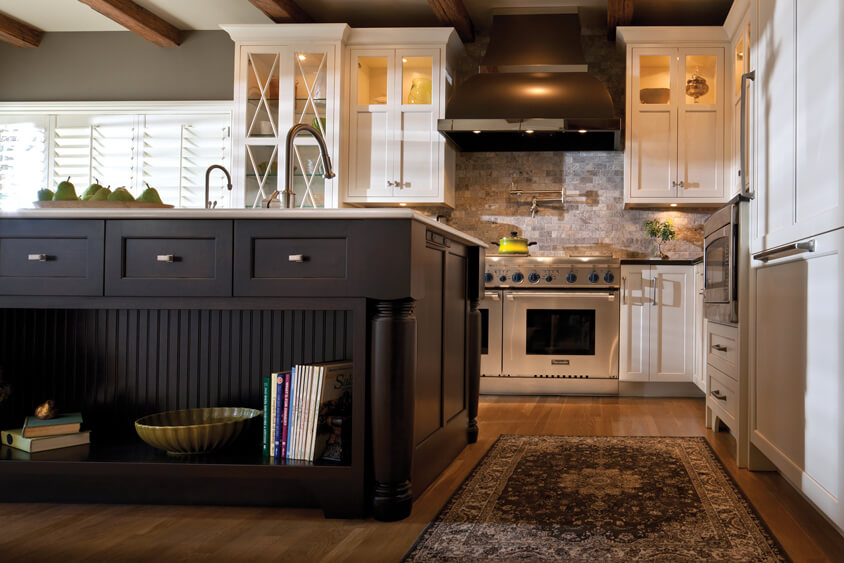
[263,361,353,462]
[1,412,90,453]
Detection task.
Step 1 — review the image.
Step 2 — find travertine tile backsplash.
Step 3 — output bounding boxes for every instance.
[417,151,710,260]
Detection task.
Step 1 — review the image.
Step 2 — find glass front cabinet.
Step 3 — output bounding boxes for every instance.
[224,25,347,208]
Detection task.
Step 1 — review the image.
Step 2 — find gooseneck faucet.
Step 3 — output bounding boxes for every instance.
[265,123,335,208]
[205,164,233,209]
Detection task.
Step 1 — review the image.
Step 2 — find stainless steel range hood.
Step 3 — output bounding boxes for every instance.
[438,13,621,152]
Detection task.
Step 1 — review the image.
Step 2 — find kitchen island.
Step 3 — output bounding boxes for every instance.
[0,209,485,521]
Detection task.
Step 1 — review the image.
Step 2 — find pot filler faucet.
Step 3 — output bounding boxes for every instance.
[204,164,233,209]
[265,123,335,208]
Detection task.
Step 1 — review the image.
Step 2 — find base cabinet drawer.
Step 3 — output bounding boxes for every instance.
[707,364,738,421]
[105,220,232,297]
[0,220,104,296]
[706,321,738,379]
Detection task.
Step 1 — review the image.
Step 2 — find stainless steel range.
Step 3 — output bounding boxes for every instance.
[480,256,621,395]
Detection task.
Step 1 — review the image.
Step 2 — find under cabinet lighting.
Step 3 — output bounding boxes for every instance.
[399,202,407,206]
[670,203,678,207]
[525,130,534,134]
[578,129,587,134]
[473,130,481,134]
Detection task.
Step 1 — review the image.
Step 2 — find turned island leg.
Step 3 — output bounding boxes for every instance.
[467,297,481,443]
[371,299,416,522]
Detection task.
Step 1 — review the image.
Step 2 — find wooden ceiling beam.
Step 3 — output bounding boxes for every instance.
[428,0,474,43]
[248,0,313,23]
[607,0,634,41]
[78,0,182,47]
[0,11,43,48]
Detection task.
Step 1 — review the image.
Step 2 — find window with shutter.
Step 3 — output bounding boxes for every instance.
[0,115,49,210]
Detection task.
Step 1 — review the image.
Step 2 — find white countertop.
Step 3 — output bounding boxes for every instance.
[1,207,488,248]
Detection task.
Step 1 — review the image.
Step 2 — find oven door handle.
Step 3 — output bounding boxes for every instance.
[505,292,616,300]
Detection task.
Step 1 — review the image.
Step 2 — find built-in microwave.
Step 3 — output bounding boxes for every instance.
[703,202,738,323]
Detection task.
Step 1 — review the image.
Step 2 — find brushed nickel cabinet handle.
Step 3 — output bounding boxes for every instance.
[27,254,47,262]
[288,254,305,263]
[711,389,728,401]
[156,254,175,263]
[753,240,816,262]
[740,70,756,198]
[712,344,728,352]
[622,276,626,305]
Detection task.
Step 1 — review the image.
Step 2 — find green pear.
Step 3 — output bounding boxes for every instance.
[37,188,54,201]
[53,177,78,201]
[81,178,105,201]
[90,187,112,201]
[138,183,163,204]
[107,187,135,202]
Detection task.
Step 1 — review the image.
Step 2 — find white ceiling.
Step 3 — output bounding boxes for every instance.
[0,0,604,33]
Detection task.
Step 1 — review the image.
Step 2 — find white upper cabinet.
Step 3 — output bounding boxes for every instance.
[223,25,348,209]
[343,29,462,207]
[619,29,728,207]
[751,0,844,251]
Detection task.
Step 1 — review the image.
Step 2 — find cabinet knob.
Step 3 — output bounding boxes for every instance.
[288,254,305,263]
[387,180,395,187]
[27,254,47,262]
[156,254,176,263]
[678,181,685,188]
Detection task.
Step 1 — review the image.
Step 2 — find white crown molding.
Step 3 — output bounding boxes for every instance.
[723,0,750,39]
[0,100,233,115]
[617,26,729,47]
[220,23,350,44]
[346,27,458,47]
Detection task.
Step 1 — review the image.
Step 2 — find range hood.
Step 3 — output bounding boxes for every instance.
[438,13,621,152]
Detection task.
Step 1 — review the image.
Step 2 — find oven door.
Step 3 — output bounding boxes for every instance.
[703,223,734,304]
[502,290,619,379]
[479,290,502,376]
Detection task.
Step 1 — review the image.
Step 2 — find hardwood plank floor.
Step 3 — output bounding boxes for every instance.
[1,396,842,562]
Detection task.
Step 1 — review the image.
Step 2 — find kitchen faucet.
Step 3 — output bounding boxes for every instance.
[265,123,335,208]
[205,164,233,209]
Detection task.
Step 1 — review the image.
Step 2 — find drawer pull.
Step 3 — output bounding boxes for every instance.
[27,254,47,262]
[712,344,728,352]
[156,254,176,263]
[288,254,305,263]
[711,389,728,401]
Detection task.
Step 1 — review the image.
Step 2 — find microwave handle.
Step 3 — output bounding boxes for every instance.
[740,70,756,199]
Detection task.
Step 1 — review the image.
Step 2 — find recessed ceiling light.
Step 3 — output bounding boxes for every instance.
[298,54,306,61]
[402,58,408,63]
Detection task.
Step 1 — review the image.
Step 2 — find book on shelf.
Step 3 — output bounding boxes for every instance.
[1,443,90,461]
[264,360,352,463]
[262,376,271,458]
[1,428,91,453]
[21,412,83,438]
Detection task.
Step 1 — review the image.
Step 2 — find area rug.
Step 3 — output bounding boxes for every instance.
[404,436,787,562]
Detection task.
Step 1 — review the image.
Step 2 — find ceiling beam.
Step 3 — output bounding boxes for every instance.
[248,0,313,23]
[78,0,182,47]
[607,0,634,41]
[428,0,474,43]
[0,11,43,48]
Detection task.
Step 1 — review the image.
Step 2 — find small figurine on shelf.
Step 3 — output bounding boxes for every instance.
[644,218,676,259]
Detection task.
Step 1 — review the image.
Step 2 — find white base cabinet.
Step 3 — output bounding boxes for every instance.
[620,264,695,383]
[750,227,844,533]
[693,262,706,392]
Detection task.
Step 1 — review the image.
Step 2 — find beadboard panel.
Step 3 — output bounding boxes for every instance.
[0,308,352,438]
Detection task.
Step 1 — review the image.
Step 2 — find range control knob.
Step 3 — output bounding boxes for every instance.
[484,272,493,283]
[499,275,507,283]
[566,272,577,283]
[512,272,524,283]
[545,275,553,283]
[604,272,615,283]
[588,272,599,283]
[528,273,540,283]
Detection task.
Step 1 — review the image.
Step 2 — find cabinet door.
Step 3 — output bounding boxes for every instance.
[629,48,678,200]
[752,227,843,531]
[395,49,440,199]
[649,265,694,382]
[619,265,649,381]
[753,0,796,250]
[348,50,395,198]
[795,0,844,238]
[678,48,724,199]
[731,17,752,199]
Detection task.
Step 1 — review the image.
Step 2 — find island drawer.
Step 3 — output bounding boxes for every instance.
[0,219,104,296]
[105,220,233,296]
[706,321,738,380]
[233,220,349,296]
[707,364,738,422]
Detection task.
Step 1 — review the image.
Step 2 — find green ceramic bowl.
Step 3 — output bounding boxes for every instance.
[135,407,261,455]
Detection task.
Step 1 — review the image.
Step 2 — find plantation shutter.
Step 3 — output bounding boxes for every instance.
[142,114,231,208]
[0,115,49,209]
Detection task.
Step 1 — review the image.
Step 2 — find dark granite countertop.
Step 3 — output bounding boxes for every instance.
[621,257,702,265]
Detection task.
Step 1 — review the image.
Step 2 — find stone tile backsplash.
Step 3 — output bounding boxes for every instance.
[416,151,710,260]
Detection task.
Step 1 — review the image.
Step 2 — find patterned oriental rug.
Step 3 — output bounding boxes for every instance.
[404,436,788,562]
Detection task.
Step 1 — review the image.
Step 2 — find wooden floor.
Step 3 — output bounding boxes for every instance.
[2,396,843,562]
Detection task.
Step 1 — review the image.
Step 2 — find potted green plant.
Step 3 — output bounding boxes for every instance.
[643,218,676,259]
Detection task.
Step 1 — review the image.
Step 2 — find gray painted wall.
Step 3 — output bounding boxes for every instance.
[0,31,234,101]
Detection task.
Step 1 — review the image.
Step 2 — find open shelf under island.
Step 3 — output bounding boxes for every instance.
[0,209,486,521]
